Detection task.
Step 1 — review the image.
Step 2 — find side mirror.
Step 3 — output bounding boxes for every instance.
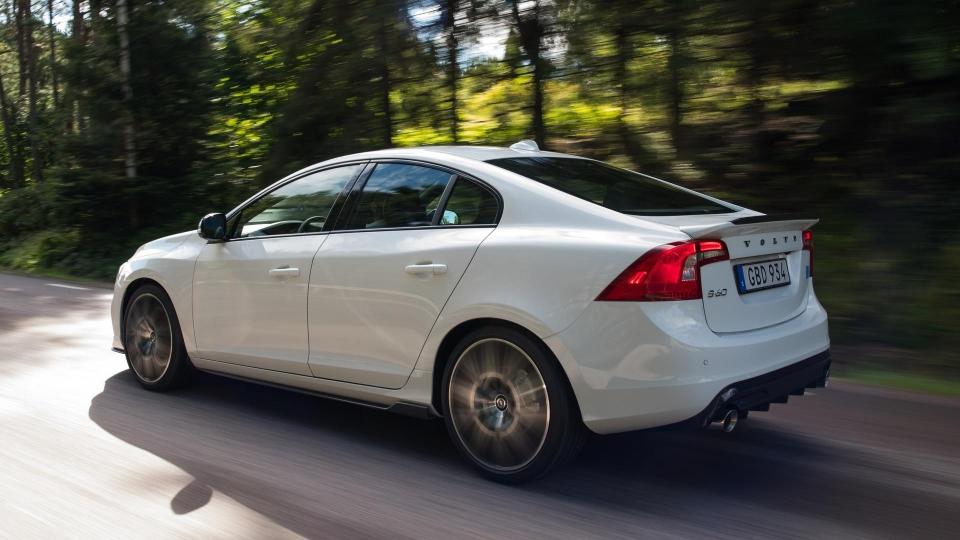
[198,213,228,242]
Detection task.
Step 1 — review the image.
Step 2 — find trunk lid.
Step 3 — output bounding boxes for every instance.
[647,213,817,333]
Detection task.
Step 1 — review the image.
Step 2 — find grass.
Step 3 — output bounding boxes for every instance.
[836,369,960,398]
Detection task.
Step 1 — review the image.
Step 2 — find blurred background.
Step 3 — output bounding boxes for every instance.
[0,0,957,388]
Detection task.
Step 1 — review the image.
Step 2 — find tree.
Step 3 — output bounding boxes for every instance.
[14,0,24,97]
[258,0,426,180]
[440,0,461,142]
[665,0,684,154]
[509,0,549,147]
[14,0,41,182]
[53,0,218,235]
[116,0,135,177]
[0,0,954,366]
[375,3,396,147]
[47,0,58,108]
[0,62,23,187]
[64,0,84,132]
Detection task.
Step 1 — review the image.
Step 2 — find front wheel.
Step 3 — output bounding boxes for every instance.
[441,326,586,483]
[122,284,192,391]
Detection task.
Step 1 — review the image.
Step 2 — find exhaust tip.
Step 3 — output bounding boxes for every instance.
[721,409,739,433]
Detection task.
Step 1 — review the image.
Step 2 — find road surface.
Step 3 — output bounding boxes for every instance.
[1,272,958,539]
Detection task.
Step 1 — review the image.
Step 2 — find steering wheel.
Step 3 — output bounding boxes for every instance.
[297,215,327,233]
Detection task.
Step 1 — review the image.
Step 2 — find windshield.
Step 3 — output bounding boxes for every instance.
[486,157,734,216]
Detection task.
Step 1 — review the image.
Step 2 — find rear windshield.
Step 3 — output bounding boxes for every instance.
[487,157,734,216]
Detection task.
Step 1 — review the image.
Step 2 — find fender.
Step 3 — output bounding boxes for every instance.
[112,231,204,353]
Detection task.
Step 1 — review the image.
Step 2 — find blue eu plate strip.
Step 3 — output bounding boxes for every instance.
[735,266,747,293]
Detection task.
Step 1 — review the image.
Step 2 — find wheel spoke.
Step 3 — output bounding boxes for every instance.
[516,384,545,403]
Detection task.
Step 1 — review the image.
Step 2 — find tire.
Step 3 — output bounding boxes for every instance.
[122,284,192,391]
[441,325,587,483]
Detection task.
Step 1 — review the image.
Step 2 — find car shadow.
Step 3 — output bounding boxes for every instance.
[89,369,950,538]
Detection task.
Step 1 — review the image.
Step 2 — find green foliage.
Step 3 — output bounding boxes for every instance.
[0,0,956,371]
[0,229,81,274]
[0,185,51,236]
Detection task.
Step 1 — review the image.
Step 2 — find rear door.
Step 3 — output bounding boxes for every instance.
[307,163,500,388]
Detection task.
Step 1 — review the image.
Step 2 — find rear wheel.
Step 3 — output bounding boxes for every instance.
[441,326,586,483]
[122,284,191,390]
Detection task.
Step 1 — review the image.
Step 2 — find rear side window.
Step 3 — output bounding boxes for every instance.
[439,179,499,225]
[487,157,733,216]
[348,163,453,229]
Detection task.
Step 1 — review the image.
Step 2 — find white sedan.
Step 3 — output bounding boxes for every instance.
[112,141,830,482]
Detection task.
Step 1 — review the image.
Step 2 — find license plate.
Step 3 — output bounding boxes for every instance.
[734,259,791,294]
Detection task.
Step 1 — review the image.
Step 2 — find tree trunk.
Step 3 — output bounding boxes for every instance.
[442,0,459,143]
[24,0,41,182]
[531,56,545,148]
[117,0,138,226]
[89,0,101,41]
[73,0,84,42]
[0,73,24,188]
[47,0,59,108]
[746,0,767,173]
[15,0,26,97]
[67,0,84,132]
[667,20,683,155]
[376,16,393,148]
[510,0,546,148]
[614,23,631,149]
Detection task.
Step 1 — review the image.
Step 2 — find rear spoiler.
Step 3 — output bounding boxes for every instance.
[680,214,819,240]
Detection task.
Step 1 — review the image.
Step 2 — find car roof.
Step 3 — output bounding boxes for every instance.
[415,145,576,161]
[325,145,579,164]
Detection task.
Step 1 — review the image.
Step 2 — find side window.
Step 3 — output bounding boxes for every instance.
[439,178,499,225]
[347,163,452,230]
[233,164,363,238]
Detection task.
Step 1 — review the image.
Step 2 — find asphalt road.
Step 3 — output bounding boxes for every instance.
[1,272,958,539]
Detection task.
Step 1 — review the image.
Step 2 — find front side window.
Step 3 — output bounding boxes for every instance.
[233,164,363,238]
[347,163,453,230]
[487,157,734,216]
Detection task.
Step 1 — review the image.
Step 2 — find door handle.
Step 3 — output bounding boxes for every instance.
[268,266,300,278]
[404,263,448,276]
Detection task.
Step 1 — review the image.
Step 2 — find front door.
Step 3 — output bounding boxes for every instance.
[192,163,364,375]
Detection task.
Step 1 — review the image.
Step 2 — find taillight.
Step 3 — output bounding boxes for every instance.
[597,240,729,302]
[803,230,814,277]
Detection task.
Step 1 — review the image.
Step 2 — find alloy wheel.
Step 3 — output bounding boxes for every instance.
[124,293,173,383]
[447,338,551,471]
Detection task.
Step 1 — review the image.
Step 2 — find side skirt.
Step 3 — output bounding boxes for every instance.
[189,357,437,420]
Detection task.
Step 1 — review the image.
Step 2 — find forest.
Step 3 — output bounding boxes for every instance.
[0,0,957,379]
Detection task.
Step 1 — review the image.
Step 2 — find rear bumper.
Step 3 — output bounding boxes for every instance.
[544,285,830,434]
[692,350,830,427]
